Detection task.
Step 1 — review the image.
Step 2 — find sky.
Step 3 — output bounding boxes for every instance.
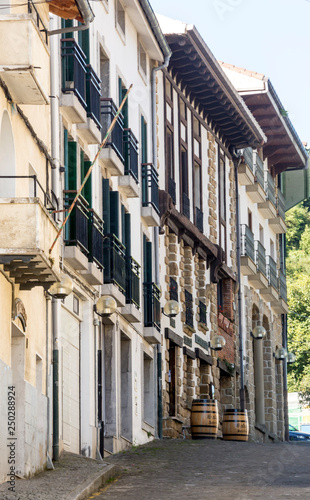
[150,0,310,146]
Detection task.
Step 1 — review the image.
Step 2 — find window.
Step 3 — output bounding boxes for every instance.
[219,151,226,256]
[138,41,147,77]
[259,224,264,245]
[166,129,174,180]
[116,0,125,37]
[248,209,252,231]
[100,50,110,98]
[270,239,275,260]
[194,161,201,209]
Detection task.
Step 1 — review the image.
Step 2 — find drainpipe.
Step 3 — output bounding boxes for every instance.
[282,314,289,441]
[49,14,61,461]
[151,48,171,439]
[52,298,59,460]
[231,149,245,411]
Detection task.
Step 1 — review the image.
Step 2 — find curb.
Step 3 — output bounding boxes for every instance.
[65,463,118,500]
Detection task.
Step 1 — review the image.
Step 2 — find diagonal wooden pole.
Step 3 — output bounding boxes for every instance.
[49,84,133,255]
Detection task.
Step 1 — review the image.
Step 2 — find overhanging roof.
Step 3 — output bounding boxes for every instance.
[157,16,266,149]
[220,63,308,174]
[48,0,93,23]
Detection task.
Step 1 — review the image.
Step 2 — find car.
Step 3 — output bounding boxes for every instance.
[289,424,310,442]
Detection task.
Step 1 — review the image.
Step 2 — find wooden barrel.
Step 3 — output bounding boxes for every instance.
[191,399,219,439]
[222,409,249,441]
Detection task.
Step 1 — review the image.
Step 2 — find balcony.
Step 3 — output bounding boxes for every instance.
[271,270,288,313]
[261,255,279,302]
[63,191,89,271]
[102,234,126,306]
[121,257,141,322]
[0,176,60,290]
[0,10,49,104]
[195,206,203,233]
[80,209,104,285]
[240,225,256,275]
[99,98,125,176]
[269,189,286,234]
[246,153,265,203]
[60,39,87,124]
[77,65,101,145]
[247,240,268,290]
[239,148,254,186]
[143,282,161,343]
[141,163,160,226]
[118,129,140,198]
[258,172,277,219]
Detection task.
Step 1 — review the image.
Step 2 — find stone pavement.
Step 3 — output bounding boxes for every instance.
[1,440,310,500]
[0,452,116,500]
[92,439,310,500]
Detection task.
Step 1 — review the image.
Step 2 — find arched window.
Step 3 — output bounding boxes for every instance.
[0,111,16,197]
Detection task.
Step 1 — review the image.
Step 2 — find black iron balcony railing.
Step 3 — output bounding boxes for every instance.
[195,206,203,233]
[126,257,140,308]
[103,234,126,293]
[199,300,207,325]
[279,270,287,302]
[182,192,190,219]
[123,128,139,182]
[242,148,253,172]
[265,172,276,207]
[168,176,176,204]
[185,289,194,328]
[142,163,159,212]
[86,65,101,130]
[266,255,278,290]
[143,282,161,331]
[277,189,285,221]
[64,191,89,256]
[61,39,86,108]
[240,224,255,262]
[28,0,48,43]
[100,98,124,162]
[255,240,266,276]
[170,277,178,301]
[88,209,104,269]
[254,153,264,189]
[0,175,57,212]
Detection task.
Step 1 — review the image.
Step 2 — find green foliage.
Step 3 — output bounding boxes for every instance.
[286,204,310,252]
[287,202,310,399]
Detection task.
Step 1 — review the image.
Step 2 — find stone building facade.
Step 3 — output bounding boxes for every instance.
[156,17,266,440]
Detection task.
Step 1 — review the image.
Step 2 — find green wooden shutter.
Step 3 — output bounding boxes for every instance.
[78,26,90,64]
[81,159,92,207]
[141,116,147,163]
[68,141,77,191]
[110,191,119,238]
[122,88,129,129]
[62,19,73,39]
[64,128,69,190]
[121,205,126,246]
[124,213,131,257]
[102,179,110,235]
[143,235,152,283]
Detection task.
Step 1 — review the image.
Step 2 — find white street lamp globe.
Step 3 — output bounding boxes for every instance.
[49,273,73,299]
[210,335,226,351]
[163,300,180,318]
[96,295,117,317]
[252,325,267,339]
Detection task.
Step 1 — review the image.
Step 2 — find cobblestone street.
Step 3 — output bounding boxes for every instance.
[0,439,310,499]
[96,439,310,500]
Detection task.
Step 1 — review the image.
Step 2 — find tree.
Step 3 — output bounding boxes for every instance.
[286,204,310,252]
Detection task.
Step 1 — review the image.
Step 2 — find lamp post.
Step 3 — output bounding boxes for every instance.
[251,325,266,426]
[209,335,226,351]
